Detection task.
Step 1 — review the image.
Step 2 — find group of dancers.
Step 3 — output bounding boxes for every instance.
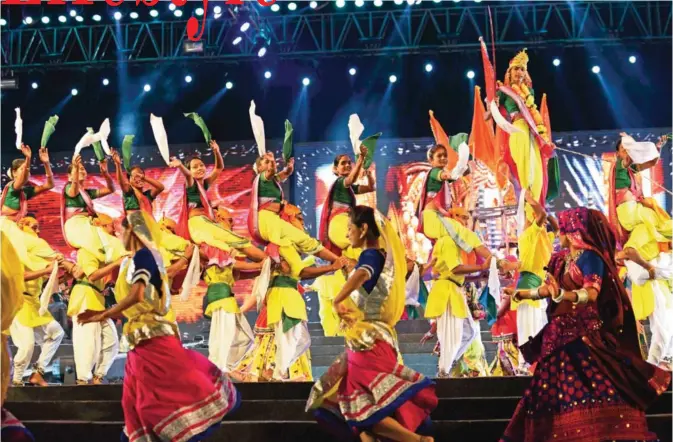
[1,47,672,442]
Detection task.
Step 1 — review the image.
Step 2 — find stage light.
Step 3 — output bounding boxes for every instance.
[349,68,357,76]
[336,0,346,8]
[149,9,159,18]
[374,0,383,6]
[453,0,461,3]
[264,71,272,79]
[0,19,6,26]
[75,16,83,22]
[233,36,242,45]
[355,0,365,7]
[130,12,139,19]
[174,10,183,18]
[553,58,561,67]
[302,77,310,86]
[143,84,151,92]
[169,3,176,11]
[195,8,204,16]
[271,4,280,12]
[31,82,38,90]
[214,6,222,14]
[288,2,297,11]
[92,14,101,22]
[394,0,404,5]
[71,88,78,96]
[41,17,50,24]
[69,10,77,17]
[240,22,250,32]
[433,0,442,3]
[185,75,193,83]
[310,1,318,8]
[591,65,600,74]
[474,0,481,2]
[629,55,637,64]
[407,0,416,5]
[102,78,110,86]
[57,15,67,23]
[225,81,233,90]
[466,70,475,79]
[24,17,33,25]
[113,12,122,21]
[425,63,433,73]
[258,47,267,57]
[389,74,398,83]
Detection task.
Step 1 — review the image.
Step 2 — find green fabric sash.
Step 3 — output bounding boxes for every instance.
[405,305,421,320]
[270,275,299,289]
[516,271,542,290]
[282,312,301,334]
[546,155,560,202]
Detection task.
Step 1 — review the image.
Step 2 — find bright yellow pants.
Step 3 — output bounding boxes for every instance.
[232,331,312,382]
[64,214,127,263]
[188,215,251,251]
[328,212,362,257]
[267,287,308,326]
[618,200,672,254]
[258,210,322,254]
[509,118,543,201]
[0,216,56,271]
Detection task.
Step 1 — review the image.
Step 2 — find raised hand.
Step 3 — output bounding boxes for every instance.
[72,154,82,169]
[99,159,109,175]
[20,144,32,159]
[38,147,49,163]
[169,157,182,168]
[359,145,368,158]
[286,157,295,174]
[110,149,122,166]
[209,140,220,153]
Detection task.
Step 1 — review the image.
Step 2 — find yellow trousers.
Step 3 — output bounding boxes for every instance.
[258,210,322,254]
[618,200,672,254]
[64,214,127,263]
[188,215,251,252]
[509,118,543,201]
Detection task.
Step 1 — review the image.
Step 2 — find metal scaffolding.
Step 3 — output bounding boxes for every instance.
[1,1,670,71]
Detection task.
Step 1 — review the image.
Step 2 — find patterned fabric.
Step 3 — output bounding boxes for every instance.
[1,409,34,442]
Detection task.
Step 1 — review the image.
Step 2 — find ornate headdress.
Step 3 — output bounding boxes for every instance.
[509,48,528,70]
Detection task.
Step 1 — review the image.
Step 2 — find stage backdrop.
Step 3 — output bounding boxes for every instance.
[2,128,670,329]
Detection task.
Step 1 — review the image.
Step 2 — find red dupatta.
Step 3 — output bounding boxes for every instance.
[415,170,452,235]
[247,173,284,245]
[0,182,27,222]
[318,178,356,256]
[176,179,214,241]
[59,182,97,249]
[606,156,643,247]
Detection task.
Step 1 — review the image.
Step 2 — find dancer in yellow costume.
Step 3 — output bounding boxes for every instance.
[1,145,55,270]
[60,154,127,264]
[10,216,80,387]
[493,49,554,203]
[319,146,376,257]
[424,208,496,377]
[1,232,35,441]
[170,141,266,262]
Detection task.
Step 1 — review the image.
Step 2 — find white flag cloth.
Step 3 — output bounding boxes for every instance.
[487,256,501,308]
[626,253,673,286]
[74,130,100,157]
[150,114,171,165]
[621,134,660,165]
[14,108,22,150]
[251,258,272,311]
[249,101,266,157]
[516,190,526,238]
[405,263,421,307]
[179,245,201,302]
[489,100,522,135]
[348,114,365,156]
[449,142,470,180]
[38,263,59,316]
[98,118,112,156]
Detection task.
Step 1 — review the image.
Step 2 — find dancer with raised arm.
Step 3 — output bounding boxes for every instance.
[307,206,437,442]
[79,211,240,442]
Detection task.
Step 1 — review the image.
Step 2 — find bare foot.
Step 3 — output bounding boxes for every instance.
[420,437,434,442]
[359,432,376,442]
[28,371,48,387]
[92,376,105,385]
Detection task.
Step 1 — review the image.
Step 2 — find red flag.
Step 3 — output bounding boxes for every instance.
[540,93,552,138]
[479,37,496,103]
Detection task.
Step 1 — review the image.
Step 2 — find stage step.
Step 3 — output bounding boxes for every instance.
[17,416,673,442]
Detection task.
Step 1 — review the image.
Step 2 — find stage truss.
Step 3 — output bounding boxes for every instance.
[1,1,670,71]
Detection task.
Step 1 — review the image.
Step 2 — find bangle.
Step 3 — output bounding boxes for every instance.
[529,288,540,301]
[552,289,564,304]
[573,289,589,305]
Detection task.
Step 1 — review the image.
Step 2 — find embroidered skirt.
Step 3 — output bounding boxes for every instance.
[314,340,437,436]
[121,335,240,442]
[501,338,659,442]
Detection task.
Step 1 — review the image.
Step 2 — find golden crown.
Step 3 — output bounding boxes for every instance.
[509,48,529,69]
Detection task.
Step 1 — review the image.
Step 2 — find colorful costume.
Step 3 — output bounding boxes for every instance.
[60,182,127,263]
[417,167,454,240]
[424,222,483,376]
[118,212,240,442]
[449,284,489,378]
[306,212,437,437]
[68,248,119,383]
[501,208,671,442]
[319,176,362,256]
[311,273,346,337]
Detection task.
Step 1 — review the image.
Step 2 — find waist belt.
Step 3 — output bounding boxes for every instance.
[202,282,233,318]
[270,275,299,289]
[444,277,463,288]
[74,280,102,293]
[516,271,543,290]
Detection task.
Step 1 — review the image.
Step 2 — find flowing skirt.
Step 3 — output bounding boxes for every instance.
[501,338,659,442]
[312,340,437,436]
[121,335,240,442]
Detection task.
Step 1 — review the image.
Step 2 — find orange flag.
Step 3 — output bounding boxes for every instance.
[468,86,503,185]
[540,93,552,138]
[429,110,458,170]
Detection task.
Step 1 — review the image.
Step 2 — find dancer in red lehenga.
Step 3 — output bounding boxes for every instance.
[501,208,670,442]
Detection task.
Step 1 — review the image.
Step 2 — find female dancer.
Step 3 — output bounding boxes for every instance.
[79,211,240,442]
[1,145,55,268]
[307,206,437,442]
[170,141,266,262]
[61,154,126,263]
[112,150,164,214]
[416,144,459,240]
[501,208,671,441]
[319,146,376,257]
